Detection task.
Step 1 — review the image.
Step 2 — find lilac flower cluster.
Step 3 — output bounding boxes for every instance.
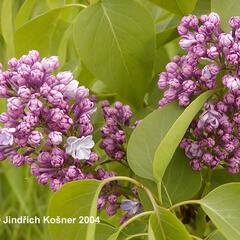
[0,50,99,191]
[158,13,240,107]
[0,51,142,223]
[100,100,140,161]
[180,93,240,174]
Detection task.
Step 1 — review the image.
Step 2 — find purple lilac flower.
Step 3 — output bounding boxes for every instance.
[120,198,143,215]
[181,95,240,174]
[0,51,143,223]
[0,50,99,190]
[100,101,139,162]
[157,13,240,108]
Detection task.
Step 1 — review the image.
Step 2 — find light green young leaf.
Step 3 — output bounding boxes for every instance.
[127,102,184,180]
[2,162,30,216]
[58,24,73,68]
[200,183,240,240]
[48,179,103,240]
[153,89,218,184]
[149,0,197,16]
[74,0,155,107]
[90,0,100,5]
[148,207,192,240]
[14,5,84,58]
[15,0,37,29]
[47,0,64,9]
[1,0,15,58]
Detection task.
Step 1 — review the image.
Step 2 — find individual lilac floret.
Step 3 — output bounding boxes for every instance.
[120,198,143,215]
[0,128,15,146]
[197,103,221,128]
[119,198,143,224]
[65,135,94,160]
[48,131,63,146]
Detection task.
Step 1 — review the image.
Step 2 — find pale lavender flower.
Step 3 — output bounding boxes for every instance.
[65,135,94,160]
[0,128,15,145]
[120,199,143,215]
[64,80,79,99]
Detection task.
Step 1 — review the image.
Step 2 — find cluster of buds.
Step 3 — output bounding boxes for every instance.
[158,13,240,107]
[0,50,99,191]
[180,94,240,174]
[100,101,140,161]
[0,51,142,223]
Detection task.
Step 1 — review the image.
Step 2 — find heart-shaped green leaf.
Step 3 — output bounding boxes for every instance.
[127,101,184,180]
[74,0,155,107]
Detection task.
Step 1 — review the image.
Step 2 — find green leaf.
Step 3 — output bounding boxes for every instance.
[195,207,206,238]
[161,148,201,207]
[127,101,184,180]
[1,0,15,58]
[200,183,240,240]
[47,0,64,9]
[91,102,105,143]
[76,61,97,89]
[210,169,240,191]
[211,0,238,32]
[148,207,192,240]
[107,211,152,240]
[2,162,30,216]
[156,15,180,47]
[154,46,170,74]
[95,223,126,240]
[49,18,70,55]
[192,0,211,17]
[153,90,218,184]
[135,176,158,211]
[138,0,164,22]
[48,179,103,240]
[58,23,74,69]
[208,231,227,240]
[15,8,60,57]
[14,5,84,58]
[15,0,37,29]
[90,0,100,5]
[74,0,156,107]
[149,0,197,16]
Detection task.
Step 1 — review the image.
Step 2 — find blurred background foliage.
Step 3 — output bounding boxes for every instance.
[0,0,210,239]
